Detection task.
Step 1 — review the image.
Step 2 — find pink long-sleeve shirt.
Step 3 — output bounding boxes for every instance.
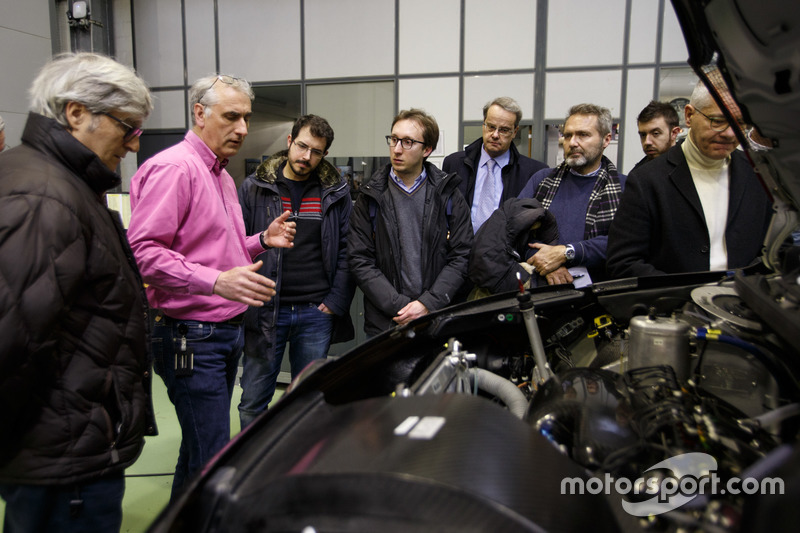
[128,130,264,321]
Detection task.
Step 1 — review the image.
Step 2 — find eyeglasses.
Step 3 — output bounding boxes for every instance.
[483,122,516,137]
[99,111,143,142]
[293,140,325,158]
[693,108,745,132]
[198,75,244,103]
[385,135,425,150]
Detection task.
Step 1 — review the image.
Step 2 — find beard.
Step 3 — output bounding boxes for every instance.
[566,152,589,169]
[288,158,312,177]
[565,144,602,173]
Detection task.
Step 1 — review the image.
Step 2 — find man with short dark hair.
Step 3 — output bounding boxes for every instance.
[632,100,682,171]
[0,52,154,533]
[443,96,547,233]
[127,73,296,500]
[237,114,355,428]
[518,103,626,285]
[349,109,472,336]
[607,82,772,278]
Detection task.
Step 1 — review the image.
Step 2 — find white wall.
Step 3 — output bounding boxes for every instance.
[0,1,53,149]
[125,0,689,178]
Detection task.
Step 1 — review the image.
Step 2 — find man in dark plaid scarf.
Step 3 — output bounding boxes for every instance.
[517,103,626,285]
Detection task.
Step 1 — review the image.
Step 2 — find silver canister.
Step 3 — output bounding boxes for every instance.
[626,315,691,381]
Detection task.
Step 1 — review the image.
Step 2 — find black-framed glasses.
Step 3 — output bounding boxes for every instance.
[693,108,745,132]
[198,75,244,103]
[483,122,516,137]
[99,111,143,142]
[386,135,425,150]
[292,140,325,158]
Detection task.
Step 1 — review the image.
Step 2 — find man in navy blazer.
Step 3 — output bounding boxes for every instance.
[607,82,773,278]
[443,97,547,234]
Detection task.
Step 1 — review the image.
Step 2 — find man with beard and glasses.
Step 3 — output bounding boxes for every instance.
[127,74,297,500]
[236,114,355,429]
[518,103,626,285]
[607,82,772,278]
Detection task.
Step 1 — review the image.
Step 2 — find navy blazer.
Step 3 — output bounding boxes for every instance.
[606,142,773,278]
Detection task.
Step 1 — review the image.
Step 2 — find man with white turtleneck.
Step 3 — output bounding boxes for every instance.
[606,81,773,278]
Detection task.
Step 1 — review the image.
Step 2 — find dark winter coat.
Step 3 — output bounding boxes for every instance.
[348,162,473,335]
[469,197,560,294]
[0,113,155,484]
[238,151,355,360]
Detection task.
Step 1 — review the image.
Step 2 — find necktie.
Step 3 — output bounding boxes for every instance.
[475,158,499,231]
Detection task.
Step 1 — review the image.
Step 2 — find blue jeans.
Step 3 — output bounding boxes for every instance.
[238,303,334,428]
[150,312,243,502]
[0,472,124,533]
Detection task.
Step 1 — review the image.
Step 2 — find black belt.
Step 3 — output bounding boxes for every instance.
[157,311,244,326]
[219,313,245,325]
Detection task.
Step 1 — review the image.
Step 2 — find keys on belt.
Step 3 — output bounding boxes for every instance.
[175,323,194,377]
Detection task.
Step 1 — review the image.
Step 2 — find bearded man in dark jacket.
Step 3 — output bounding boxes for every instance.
[237,115,355,429]
[0,53,155,533]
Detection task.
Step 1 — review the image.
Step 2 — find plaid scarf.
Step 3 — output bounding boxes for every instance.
[533,155,622,240]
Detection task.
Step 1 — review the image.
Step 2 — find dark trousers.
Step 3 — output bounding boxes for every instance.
[0,472,125,533]
[238,303,334,428]
[150,313,243,502]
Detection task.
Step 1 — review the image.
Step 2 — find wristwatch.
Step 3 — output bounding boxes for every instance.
[564,244,576,262]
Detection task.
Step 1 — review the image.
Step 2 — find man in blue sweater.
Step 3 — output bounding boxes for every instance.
[518,103,626,285]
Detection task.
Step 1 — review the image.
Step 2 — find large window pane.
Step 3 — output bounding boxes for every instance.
[307,81,394,157]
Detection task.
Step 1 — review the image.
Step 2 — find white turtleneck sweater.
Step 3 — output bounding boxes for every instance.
[682,136,730,270]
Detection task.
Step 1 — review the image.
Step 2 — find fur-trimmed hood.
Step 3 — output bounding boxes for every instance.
[254,149,343,189]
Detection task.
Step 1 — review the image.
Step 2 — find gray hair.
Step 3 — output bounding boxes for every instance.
[29,52,153,127]
[689,80,715,111]
[0,114,4,132]
[567,103,613,137]
[483,96,523,127]
[189,74,254,125]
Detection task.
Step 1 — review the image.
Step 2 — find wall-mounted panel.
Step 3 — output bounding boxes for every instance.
[622,68,655,174]
[546,0,626,68]
[0,0,51,38]
[627,0,659,64]
[146,90,187,130]
[133,0,184,87]
[661,1,689,63]
[0,29,51,113]
[307,81,394,157]
[544,70,623,120]
[185,0,216,82]
[399,77,460,164]
[464,0,536,72]
[399,0,460,75]
[463,74,534,122]
[305,0,394,79]
[218,0,301,82]
[114,0,135,67]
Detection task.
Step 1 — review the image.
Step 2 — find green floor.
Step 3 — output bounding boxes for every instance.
[0,376,284,532]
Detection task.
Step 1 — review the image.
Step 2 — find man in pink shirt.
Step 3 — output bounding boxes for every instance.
[127,74,295,500]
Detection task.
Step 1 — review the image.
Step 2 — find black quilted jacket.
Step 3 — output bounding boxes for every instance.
[0,113,155,484]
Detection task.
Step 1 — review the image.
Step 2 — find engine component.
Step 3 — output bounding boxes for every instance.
[626,311,691,381]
